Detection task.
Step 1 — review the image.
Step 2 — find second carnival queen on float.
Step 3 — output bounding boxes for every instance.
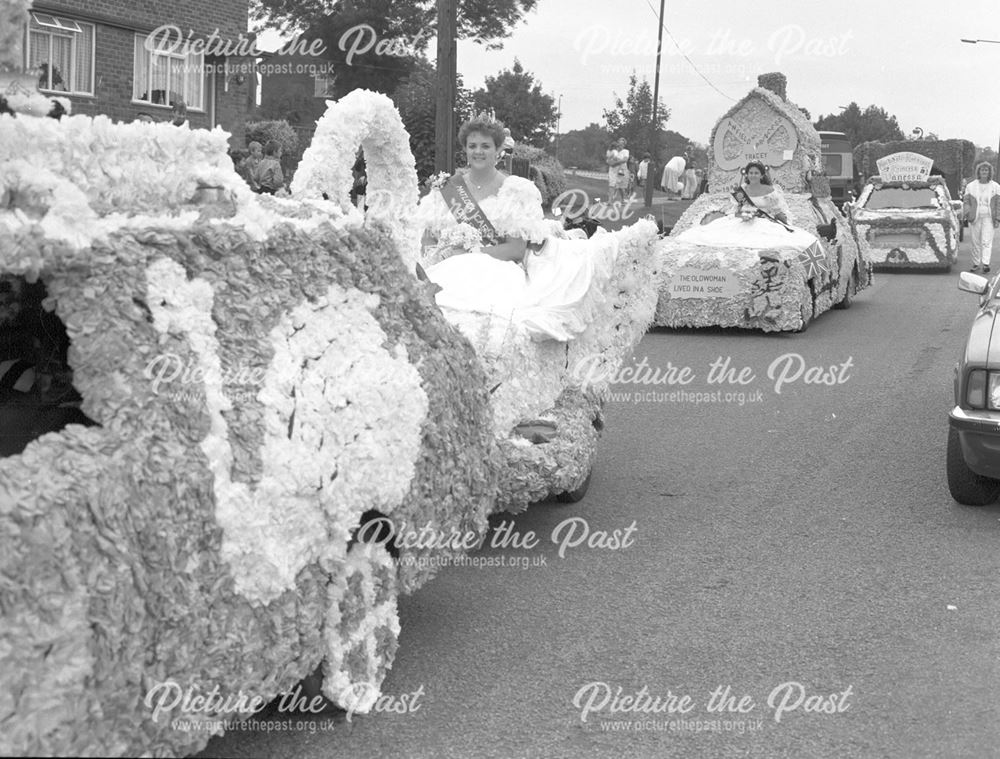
[672,160,821,253]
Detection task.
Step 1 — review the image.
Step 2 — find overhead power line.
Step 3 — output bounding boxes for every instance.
[642,0,738,101]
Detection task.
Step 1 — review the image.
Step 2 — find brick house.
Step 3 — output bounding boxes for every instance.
[20,0,254,145]
[257,49,335,129]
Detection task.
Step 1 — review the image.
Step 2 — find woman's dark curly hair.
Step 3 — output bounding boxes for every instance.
[742,161,771,185]
[458,114,506,150]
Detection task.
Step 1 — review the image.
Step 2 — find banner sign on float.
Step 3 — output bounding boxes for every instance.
[668,268,742,299]
[875,152,933,182]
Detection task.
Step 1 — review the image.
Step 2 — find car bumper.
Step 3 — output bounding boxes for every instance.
[949,406,1000,479]
[853,220,957,267]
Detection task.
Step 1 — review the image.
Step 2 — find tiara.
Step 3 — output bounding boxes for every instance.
[469,109,504,127]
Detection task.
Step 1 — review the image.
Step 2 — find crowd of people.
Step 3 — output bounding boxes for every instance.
[604,139,705,202]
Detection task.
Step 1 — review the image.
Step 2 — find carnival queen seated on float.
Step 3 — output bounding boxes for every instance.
[675,160,820,253]
[416,113,620,342]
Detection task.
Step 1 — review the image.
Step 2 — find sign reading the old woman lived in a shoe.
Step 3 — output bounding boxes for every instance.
[668,268,742,299]
[876,152,933,182]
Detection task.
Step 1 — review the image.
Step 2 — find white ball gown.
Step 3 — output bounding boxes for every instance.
[675,185,819,251]
[417,175,618,342]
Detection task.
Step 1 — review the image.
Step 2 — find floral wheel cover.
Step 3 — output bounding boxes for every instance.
[322,541,401,715]
[291,89,421,269]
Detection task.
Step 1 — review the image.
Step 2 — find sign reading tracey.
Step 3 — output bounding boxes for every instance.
[669,268,742,299]
[876,152,933,182]
[713,115,798,171]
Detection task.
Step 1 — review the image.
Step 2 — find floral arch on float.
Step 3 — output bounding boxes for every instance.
[291,89,421,270]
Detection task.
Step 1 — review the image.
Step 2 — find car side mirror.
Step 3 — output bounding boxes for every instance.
[958,271,989,295]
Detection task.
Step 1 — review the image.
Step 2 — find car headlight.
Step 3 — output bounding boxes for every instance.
[965,370,1000,410]
[990,373,1000,410]
[967,369,987,408]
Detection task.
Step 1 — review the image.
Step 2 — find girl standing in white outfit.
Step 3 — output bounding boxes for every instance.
[965,161,1000,272]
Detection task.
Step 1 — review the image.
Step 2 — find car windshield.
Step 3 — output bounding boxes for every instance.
[864,187,939,210]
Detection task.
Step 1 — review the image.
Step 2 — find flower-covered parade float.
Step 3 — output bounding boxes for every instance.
[0,9,660,754]
[0,34,502,759]
[294,104,661,511]
[846,151,963,270]
[653,74,872,332]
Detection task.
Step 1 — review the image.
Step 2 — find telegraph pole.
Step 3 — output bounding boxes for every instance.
[435,0,457,174]
[555,94,562,162]
[644,0,666,209]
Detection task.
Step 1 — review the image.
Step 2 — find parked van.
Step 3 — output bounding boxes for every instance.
[819,131,855,209]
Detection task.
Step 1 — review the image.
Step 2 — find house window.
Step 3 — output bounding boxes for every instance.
[313,73,336,98]
[25,13,94,95]
[133,32,204,110]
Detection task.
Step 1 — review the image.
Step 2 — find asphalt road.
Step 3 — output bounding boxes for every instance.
[200,238,1000,759]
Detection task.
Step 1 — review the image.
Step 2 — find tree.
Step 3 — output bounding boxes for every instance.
[251,0,539,47]
[307,4,427,97]
[602,73,670,158]
[391,59,472,181]
[976,146,997,168]
[658,130,693,165]
[814,102,904,146]
[557,123,610,170]
[470,60,557,148]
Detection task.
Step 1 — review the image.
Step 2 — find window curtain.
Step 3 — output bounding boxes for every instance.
[133,34,149,101]
[49,35,71,91]
[132,32,203,108]
[185,56,203,110]
[28,31,49,88]
[74,23,93,93]
[150,54,170,105]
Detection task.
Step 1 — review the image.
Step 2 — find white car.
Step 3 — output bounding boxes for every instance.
[846,176,962,270]
[654,192,870,332]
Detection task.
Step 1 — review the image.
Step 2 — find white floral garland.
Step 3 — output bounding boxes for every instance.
[145,258,428,604]
[291,89,420,269]
[0,115,240,217]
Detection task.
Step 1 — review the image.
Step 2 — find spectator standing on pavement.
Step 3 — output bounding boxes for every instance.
[237,141,263,191]
[964,161,1000,273]
[606,137,630,204]
[637,152,651,188]
[253,140,285,195]
[170,99,188,127]
[681,151,698,199]
[626,154,638,196]
[660,153,686,199]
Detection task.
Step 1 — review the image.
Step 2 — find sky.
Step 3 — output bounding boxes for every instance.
[258,0,1000,148]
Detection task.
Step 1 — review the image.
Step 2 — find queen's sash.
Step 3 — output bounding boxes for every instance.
[439,175,503,246]
[732,186,793,233]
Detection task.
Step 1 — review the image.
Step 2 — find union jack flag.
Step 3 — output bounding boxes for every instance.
[798,245,830,279]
